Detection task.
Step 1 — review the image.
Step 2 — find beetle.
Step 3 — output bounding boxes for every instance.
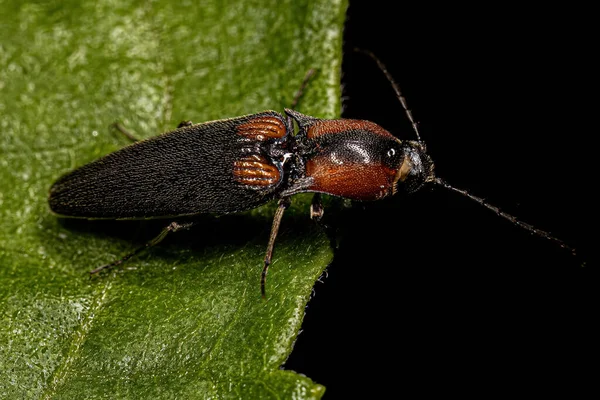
[48,51,574,297]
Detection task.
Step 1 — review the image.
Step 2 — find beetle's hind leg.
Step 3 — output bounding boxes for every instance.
[111,120,194,142]
[90,221,197,275]
[111,122,141,142]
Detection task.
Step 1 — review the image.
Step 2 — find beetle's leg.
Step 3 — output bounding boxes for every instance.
[111,122,141,142]
[177,120,193,128]
[90,221,196,275]
[261,197,292,299]
[111,120,194,143]
[290,68,317,110]
[310,193,339,253]
[310,193,324,222]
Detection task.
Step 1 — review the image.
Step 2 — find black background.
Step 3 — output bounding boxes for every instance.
[286,1,596,398]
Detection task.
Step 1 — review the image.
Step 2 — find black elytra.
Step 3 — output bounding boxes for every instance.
[50,111,294,219]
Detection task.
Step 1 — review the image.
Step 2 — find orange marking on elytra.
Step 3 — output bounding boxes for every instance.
[233,155,280,187]
[237,116,286,141]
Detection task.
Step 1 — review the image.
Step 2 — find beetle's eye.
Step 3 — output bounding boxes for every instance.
[384,146,402,169]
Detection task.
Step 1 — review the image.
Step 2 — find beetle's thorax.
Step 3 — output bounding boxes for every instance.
[282,110,435,200]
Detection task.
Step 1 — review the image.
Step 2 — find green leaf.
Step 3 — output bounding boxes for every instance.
[0,0,347,398]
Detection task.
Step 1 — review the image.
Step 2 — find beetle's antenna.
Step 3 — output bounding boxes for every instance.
[354,48,421,141]
[434,178,576,255]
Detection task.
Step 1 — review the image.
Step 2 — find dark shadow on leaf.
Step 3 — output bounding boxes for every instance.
[50,204,323,274]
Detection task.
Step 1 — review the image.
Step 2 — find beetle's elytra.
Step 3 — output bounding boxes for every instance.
[50,111,292,219]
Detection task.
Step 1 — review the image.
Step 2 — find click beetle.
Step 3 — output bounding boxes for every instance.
[48,52,574,298]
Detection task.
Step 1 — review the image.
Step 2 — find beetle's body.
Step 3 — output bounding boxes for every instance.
[49,109,434,220]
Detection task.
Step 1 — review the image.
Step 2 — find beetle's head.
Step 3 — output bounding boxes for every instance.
[393,140,435,194]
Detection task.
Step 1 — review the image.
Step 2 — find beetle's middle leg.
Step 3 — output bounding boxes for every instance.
[89,221,197,275]
[261,197,292,299]
[290,68,317,110]
[310,193,324,222]
[310,193,338,253]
